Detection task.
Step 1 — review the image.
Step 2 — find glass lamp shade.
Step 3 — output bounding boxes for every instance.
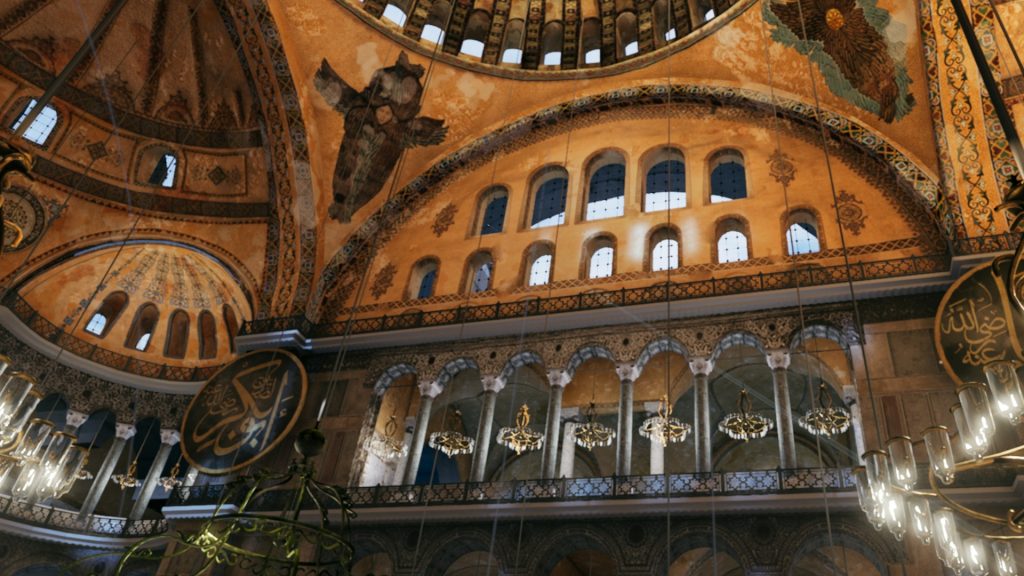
[13,431,73,503]
[993,541,1019,576]
[12,418,53,461]
[934,508,966,573]
[0,354,11,377]
[863,450,892,492]
[958,384,996,445]
[0,454,18,485]
[854,467,884,530]
[886,435,917,490]
[0,389,41,448]
[0,372,38,443]
[953,403,990,460]
[964,537,989,576]
[907,497,933,544]
[882,490,907,541]
[52,445,86,498]
[923,426,956,485]
[984,361,1024,424]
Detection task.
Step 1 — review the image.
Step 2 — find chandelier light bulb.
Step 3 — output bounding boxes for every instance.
[923,426,956,485]
[853,467,885,531]
[964,537,990,576]
[933,508,966,573]
[958,384,997,448]
[886,435,917,490]
[984,361,1024,424]
[952,403,990,460]
[862,449,892,493]
[907,497,933,545]
[882,489,907,541]
[993,541,1019,576]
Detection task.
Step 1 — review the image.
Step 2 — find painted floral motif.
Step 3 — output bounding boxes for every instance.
[432,203,457,237]
[767,150,796,186]
[370,263,397,300]
[834,190,867,235]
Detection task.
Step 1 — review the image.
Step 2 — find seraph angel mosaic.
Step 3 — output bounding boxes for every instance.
[315,52,448,222]
[764,0,915,123]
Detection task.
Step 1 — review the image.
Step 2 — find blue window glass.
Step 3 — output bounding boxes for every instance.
[586,164,625,220]
[645,160,686,211]
[481,195,507,235]
[531,178,567,228]
[417,269,437,299]
[710,161,747,203]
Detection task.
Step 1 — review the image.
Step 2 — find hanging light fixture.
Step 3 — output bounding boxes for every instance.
[367,414,409,461]
[428,409,474,458]
[0,372,42,447]
[574,402,615,450]
[496,404,544,455]
[798,382,851,437]
[639,394,690,447]
[159,457,183,491]
[718,389,773,442]
[112,460,141,490]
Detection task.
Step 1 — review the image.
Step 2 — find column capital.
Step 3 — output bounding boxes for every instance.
[688,357,715,377]
[64,409,89,430]
[766,349,791,371]
[616,363,640,383]
[418,379,443,399]
[481,375,507,394]
[547,370,571,389]
[114,423,137,440]
[160,429,181,446]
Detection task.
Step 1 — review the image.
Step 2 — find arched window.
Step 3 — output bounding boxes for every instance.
[581,18,602,65]
[460,11,490,58]
[382,3,407,26]
[786,210,821,255]
[652,0,672,46]
[11,99,58,145]
[586,152,626,221]
[421,0,450,43]
[616,13,638,59]
[223,305,239,353]
[530,167,568,229]
[477,187,508,235]
[717,218,750,263]
[165,310,190,359]
[541,22,563,66]
[198,311,218,360]
[524,243,554,287]
[649,227,680,271]
[85,291,129,337]
[709,149,747,203]
[124,303,159,352]
[585,235,615,279]
[409,258,440,299]
[501,19,525,65]
[465,251,494,293]
[147,153,178,188]
[645,148,686,211]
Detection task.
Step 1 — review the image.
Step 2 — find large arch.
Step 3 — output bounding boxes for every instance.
[314,83,945,321]
[635,336,689,375]
[498,350,546,382]
[565,344,617,378]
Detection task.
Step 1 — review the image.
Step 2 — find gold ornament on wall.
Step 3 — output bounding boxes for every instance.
[432,202,457,237]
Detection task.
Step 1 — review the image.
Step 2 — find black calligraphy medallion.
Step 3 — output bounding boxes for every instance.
[181,350,307,475]
[935,260,1024,387]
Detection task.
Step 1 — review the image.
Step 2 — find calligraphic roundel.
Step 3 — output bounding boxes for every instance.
[935,260,1024,387]
[181,350,307,475]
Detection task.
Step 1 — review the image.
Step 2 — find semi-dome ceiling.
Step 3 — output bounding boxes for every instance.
[1,0,257,132]
[343,0,745,76]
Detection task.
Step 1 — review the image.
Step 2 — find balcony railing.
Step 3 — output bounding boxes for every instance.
[168,467,858,510]
[0,493,166,538]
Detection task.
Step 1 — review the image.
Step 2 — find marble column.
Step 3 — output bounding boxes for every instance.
[470,375,505,482]
[643,401,665,475]
[541,370,570,479]
[559,416,578,478]
[79,422,135,518]
[616,363,640,476]
[63,409,89,435]
[401,380,443,485]
[843,384,866,459]
[689,357,714,473]
[767,349,796,469]
[129,429,180,521]
[392,416,416,485]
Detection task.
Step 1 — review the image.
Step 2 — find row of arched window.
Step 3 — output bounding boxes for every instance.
[407,212,822,299]
[470,148,748,236]
[9,99,179,188]
[379,0,720,66]
[83,291,240,359]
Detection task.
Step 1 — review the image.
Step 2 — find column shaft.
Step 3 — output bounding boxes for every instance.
[128,442,173,520]
[470,391,497,482]
[772,367,797,469]
[617,380,634,476]
[401,395,434,485]
[541,387,564,479]
[78,436,127,518]
[559,423,576,478]
[694,373,712,473]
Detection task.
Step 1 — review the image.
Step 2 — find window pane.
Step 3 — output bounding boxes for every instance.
[85,314,107,336]
[382,4,407,26]
[645,160,686,211]
[502,49,523,64]
[149,154,177,187]
[481,195,507,235]
[461,39,485,58]
[786,222,820,255]
[472,262,492,292]
[665,28,677,41]
[587,164,625,221]
[422,24,444,44]
[624,41,639,56]
[718,231,748,263]
[135,332,152,351]
[543,51,562,66]
[589,247,614,279]
[529,254,552,286]
[418,269,437,299]
[710,160,746,203]
[652,239,679,271]
[532,178,567,228]
[12,99,58,145]
[585,49,601,64]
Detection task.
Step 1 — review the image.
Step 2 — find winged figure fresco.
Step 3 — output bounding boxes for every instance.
[314,52,448,222]
[764,0,914,123]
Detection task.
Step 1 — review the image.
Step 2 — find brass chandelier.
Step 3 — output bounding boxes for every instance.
[496,404,544,455]
[639,395,690,447]
[429,409,474,458]
[798,382,851,437]
[717,389,774,442]
[574,402,615,450]
[366,415,409,461]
